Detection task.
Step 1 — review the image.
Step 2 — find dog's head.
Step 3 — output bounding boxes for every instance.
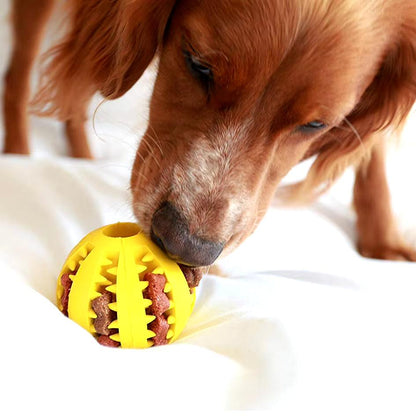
[40,0,416,283]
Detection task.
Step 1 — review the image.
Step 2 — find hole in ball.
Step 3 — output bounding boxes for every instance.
[102,223,141,238]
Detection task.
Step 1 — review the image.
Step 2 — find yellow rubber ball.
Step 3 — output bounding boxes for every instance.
[56,223,196,348]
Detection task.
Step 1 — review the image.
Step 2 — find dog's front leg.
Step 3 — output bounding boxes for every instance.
[3,0,55,155]
[353,140,416,261]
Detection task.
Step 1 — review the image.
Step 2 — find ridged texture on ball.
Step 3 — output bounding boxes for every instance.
[56,223,196,348]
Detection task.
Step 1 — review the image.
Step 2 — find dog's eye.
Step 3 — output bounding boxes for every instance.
[184,51,213,84]
[298,121,327,133]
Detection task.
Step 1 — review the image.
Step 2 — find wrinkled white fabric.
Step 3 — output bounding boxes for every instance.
[1,2,415,413]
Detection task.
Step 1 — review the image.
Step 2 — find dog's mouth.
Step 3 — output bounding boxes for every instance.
[150,227,204,288]
[178,264,204,288]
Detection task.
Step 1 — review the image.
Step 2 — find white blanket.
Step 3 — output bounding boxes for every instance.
[1,2,415,413]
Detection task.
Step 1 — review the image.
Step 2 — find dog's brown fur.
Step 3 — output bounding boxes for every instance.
[3,0,416,275]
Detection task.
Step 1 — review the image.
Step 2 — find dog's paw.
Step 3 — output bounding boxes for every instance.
[3,141,30,155]
[358,241,416,262]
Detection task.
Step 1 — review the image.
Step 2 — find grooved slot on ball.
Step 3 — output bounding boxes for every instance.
[100,253,119,283]
[64,243,94,274]
[102,223,141,238]
[92,288,120,347]
[92,254,121,347]
[58,243,94,314]
[135,251,176,344]
[162,282,175,338]
[142,273,172,346]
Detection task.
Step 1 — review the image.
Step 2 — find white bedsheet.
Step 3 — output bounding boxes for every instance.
[1,2,416,413]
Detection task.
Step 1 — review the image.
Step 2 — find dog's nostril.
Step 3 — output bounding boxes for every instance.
[151,202,224,267]
[150,229,166,252]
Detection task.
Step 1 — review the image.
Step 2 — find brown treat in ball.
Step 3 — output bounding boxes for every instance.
[179,264,203,289]
[143,273,171,315]
[60,273,73,316]
[149,316,169,346]
[97,335,120,348]
[91,291,116,336]
[143,273,171,345]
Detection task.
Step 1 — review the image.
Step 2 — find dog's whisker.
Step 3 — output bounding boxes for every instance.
[340,116,365,150]
[131,169,150,184]
[91,98,111,144]
[140,134,162,170]
[143,129,164,157]
[90,100,145,153]
[130,151,152,185]
[145,124,164,158]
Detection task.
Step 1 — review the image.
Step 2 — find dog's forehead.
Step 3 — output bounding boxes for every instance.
[175,0,382,85]
[177,0,289,64]
[173,0,389,119]
[173,0,300,103]
[176,0,374,58]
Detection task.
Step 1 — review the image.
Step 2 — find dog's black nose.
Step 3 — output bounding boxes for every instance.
[151,202,224,267]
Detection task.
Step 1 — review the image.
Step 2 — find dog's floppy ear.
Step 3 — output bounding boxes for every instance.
[286,20,416,203]
[34,0,177,119]
[348,21,416,137]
